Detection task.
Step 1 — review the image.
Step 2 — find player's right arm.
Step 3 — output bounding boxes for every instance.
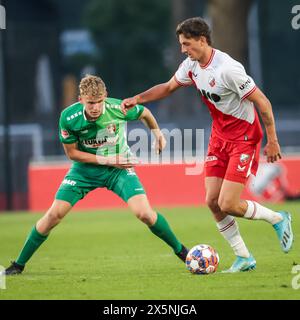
[59,113,136,168]
[62,143,136,168]
[62,142,99,164]
[121,77,181,110]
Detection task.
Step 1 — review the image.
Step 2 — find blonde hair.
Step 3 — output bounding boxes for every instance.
[79,75,107,97]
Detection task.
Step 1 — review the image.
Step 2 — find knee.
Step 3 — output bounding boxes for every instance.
[46,209,65,226]
[206,196,220,213]
[217,198,237,214]
[134,208,156,226]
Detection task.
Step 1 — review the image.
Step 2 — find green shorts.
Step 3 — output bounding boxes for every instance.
[55,163,146,206]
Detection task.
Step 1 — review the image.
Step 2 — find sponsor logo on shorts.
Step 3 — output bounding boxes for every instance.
[206,155,218,162]
[240,153,250,164]
[135,188,144,191]
[62,179,76,186]
[237,165,246,172]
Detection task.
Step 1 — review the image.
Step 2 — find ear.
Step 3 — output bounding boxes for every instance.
[199,36,208,45]
[78,95,82,102]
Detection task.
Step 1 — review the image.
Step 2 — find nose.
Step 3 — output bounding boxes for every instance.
[95,103,101,108]
[90,104,101,112]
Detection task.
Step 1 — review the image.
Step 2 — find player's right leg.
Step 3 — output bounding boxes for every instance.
[5,200,72,275]
[4,200,72,275]
[4,165,106,276]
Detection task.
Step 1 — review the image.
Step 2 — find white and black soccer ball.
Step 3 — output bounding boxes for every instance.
[185,244,219,275]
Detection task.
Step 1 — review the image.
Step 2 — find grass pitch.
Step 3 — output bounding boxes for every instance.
[0,202,300,300]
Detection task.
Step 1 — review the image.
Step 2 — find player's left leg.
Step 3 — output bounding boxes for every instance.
[205,177,251,260]
[127,194,188,262]
[204,136,252,268]
[218,180,293,253]
[108,168,188,262]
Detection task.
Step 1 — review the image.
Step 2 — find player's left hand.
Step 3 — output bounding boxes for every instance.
[154,134,167,155]
[263,140,282,163]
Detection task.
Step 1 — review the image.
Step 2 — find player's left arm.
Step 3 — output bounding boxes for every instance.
[247,87,281,163]
[139,107,166,154]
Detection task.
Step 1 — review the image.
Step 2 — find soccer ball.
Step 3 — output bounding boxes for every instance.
[185,244,219,275]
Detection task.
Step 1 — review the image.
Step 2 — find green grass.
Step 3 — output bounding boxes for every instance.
[0,202,300,300]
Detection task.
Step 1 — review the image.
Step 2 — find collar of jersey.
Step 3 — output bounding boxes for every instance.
[200,48,216,69]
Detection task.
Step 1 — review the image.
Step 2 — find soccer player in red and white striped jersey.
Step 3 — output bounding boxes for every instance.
[122,17,293,272]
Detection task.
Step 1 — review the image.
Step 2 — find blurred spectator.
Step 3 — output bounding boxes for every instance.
[249,162,300,202]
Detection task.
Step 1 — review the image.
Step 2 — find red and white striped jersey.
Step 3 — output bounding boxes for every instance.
[174,48,263,143]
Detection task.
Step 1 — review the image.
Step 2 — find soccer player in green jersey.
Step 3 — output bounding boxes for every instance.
[4,75,188,275]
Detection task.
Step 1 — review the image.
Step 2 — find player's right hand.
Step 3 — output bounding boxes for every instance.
[121,96,139,115]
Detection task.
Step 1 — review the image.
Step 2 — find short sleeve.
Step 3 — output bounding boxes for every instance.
[59,114,78,144]
[125,104,145,121]
[222,63,256,100]
[174,59,194,86]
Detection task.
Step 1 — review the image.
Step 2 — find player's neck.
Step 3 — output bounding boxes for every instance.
[199,46,214,67]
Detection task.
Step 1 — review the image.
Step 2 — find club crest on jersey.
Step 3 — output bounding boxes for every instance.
[208,76,216,87]
[240,153,250,164]
[61,129,70,139]
[106,123,116,134]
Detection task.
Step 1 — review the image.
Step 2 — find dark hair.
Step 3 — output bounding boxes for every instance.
[176,17,212,45]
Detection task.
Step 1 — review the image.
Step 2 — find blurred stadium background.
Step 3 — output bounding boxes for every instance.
[0,0,300,211]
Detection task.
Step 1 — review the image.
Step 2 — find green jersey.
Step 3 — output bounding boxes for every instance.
[56,97,146,204]
[59,97,144,159]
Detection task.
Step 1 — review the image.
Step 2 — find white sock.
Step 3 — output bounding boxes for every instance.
[217,215,250,258]
[244,200,282,225]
